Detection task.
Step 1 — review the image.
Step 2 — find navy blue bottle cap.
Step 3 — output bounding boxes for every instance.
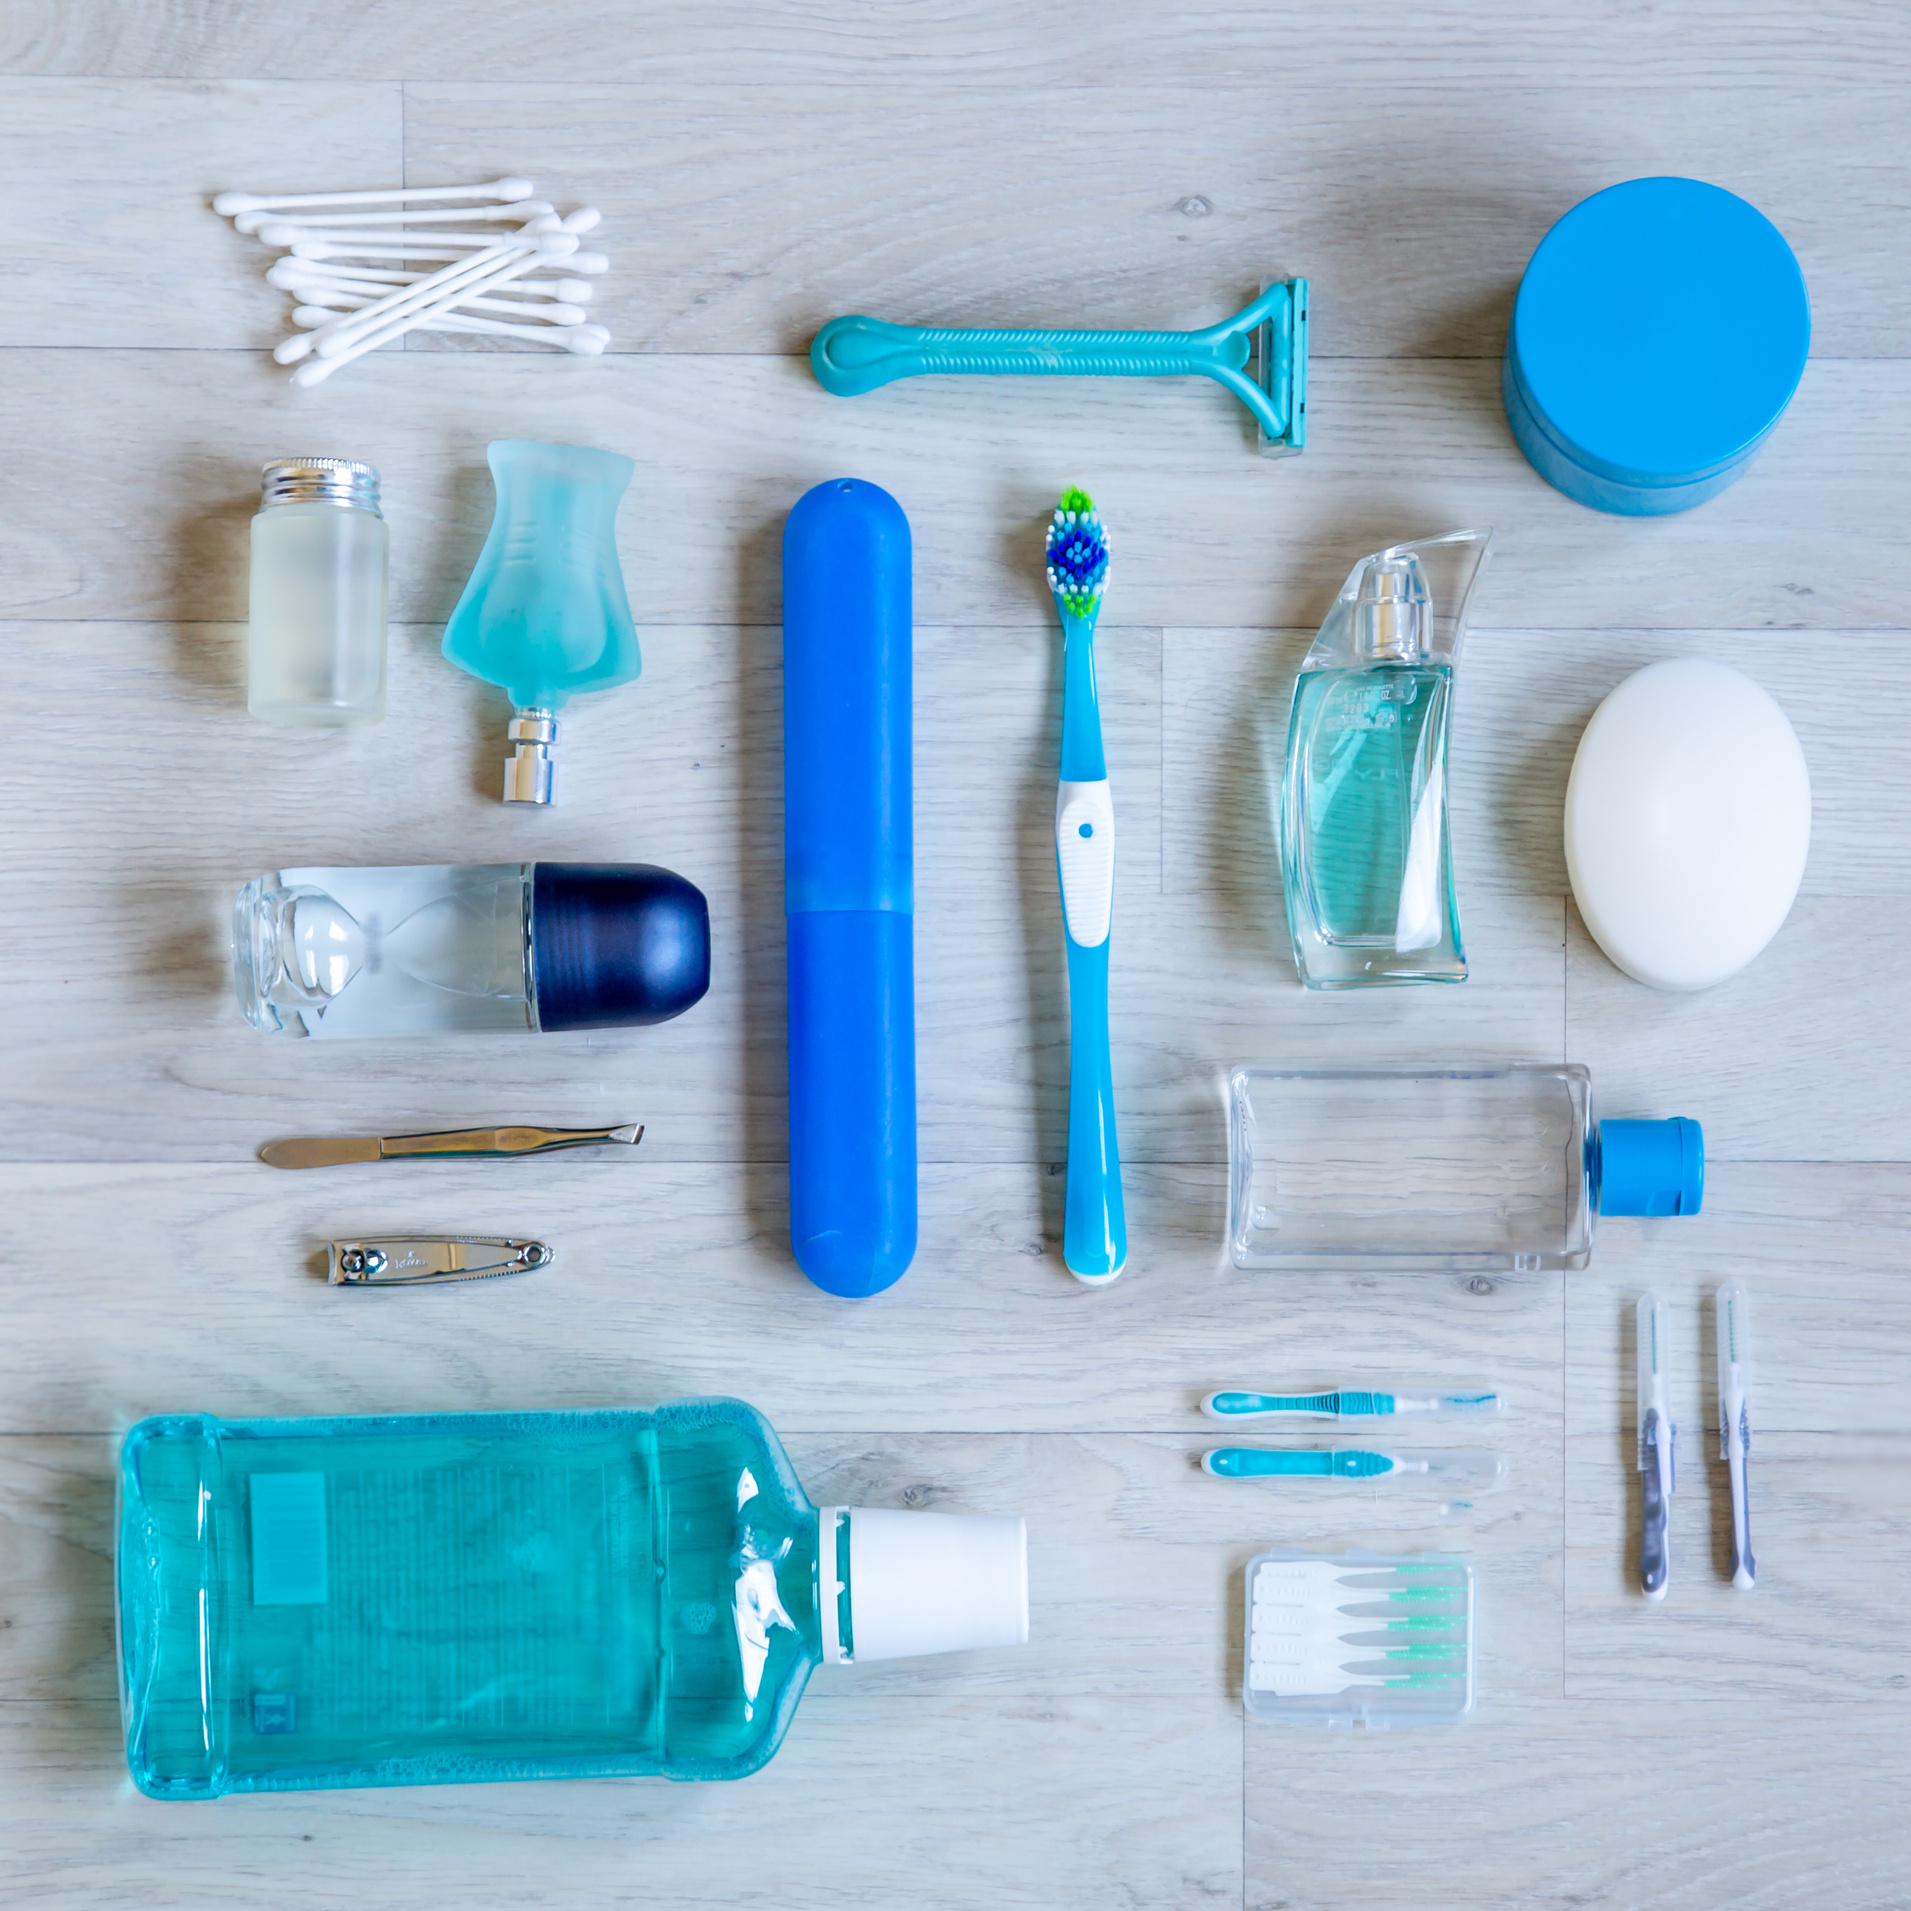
[531,863,710,1032]
[1504,177,1809,515]
[1597,1117,1704,1218]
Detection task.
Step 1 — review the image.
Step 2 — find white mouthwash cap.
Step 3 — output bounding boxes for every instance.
[817,1507,1028,1664]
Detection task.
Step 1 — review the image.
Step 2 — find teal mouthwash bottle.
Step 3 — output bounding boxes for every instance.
[117,1399,1027,1797]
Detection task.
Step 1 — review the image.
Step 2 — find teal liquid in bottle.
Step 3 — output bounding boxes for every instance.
[1287,662,1453,945]
[1278,530,1493,989]
[117,1400,1026,1797]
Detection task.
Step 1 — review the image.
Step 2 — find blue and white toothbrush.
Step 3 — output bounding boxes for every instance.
[1638,1290,1676,1601]
[1046,487,1126,1284]
[1717,1283,1756,1591]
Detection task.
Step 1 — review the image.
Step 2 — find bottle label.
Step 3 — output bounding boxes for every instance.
[250,1472,330,1605]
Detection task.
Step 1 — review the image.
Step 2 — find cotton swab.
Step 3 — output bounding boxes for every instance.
[280,242,610,275]
[213,177,534,216]
[269,267,592,311]
[269,261,594,305]
[216,178,612,380]
[286,231,584,380]
[292,242,563,371]
[274,231,550,362]
[290,216,576,363]
[275,234,550,365]
[272,263,595,302]
[287,232,531,258]
[293,294,589,327]
[241,201,553,235]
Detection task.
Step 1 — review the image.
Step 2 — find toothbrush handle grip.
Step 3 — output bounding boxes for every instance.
[1063,935,1126,1281]
[813,314,1235,389]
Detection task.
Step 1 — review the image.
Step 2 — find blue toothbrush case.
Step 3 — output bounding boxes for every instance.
[782,479,918,1297]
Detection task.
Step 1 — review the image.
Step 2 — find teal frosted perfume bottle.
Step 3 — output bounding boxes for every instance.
[117,1400,1027,1797]
[1279,530,1493,988]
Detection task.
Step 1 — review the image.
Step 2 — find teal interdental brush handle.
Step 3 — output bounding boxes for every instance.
[1205,1447,1506,1483]
[1205,1389,1396,1420]
[1203,1448,1395,1479]
[813,280,1308,451]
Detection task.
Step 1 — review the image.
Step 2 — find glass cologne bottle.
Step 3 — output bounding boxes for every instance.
[1279,530,1493,988]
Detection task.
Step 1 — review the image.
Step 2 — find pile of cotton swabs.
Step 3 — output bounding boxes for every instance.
[211,177,610,387]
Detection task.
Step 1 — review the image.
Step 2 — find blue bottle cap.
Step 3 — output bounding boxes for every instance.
[782,478,913,916]
[531,863,710,1032]
[1504,177,1809,515]
[1597,1117,1704,1217]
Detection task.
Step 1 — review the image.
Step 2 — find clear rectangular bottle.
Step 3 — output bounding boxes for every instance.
[117,1400,1027,1797]
[1226,1064,1703,1270]
[247,458,388,727]
[1279,531,1492,988]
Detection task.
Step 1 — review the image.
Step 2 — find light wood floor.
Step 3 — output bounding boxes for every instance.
[3,6,1908,1906]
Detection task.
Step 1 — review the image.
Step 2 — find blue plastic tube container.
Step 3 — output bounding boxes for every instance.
[782,479,917,1296]
[1504,177,1810,515]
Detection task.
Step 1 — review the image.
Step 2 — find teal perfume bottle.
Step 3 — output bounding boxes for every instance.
[441,440,642,805]
[1279,530,1493,988]
[117,1400,1027,1797]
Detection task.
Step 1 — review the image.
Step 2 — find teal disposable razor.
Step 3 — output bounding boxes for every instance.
[811,279,1308,453]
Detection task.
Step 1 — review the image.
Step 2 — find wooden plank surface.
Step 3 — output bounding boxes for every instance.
[0,352,1905,631]
[3,7,1910,1907]
[5,1,1908,87]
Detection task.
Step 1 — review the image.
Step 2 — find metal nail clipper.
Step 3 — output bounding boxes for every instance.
[327,1235,554,1286]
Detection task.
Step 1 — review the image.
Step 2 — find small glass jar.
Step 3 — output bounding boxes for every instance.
[247,457,387,726]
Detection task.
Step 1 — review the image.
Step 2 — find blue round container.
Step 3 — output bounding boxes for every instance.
[1503,177,1810,515]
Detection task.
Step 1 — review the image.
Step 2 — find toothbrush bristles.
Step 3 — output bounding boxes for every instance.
[1044,484,1111,620]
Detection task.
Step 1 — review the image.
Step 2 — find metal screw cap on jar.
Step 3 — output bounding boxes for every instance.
[1503,177,1810,515]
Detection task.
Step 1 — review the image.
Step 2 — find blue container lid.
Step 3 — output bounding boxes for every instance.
[1506,178,1809,510]
[1597,1117,1704,1218]
[782,478,913,916]
[531,863,711,1032]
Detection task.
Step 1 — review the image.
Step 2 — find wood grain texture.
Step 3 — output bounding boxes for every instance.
[1566,897,1911,1161]
[0,618,1568,1162]
[1245,1695,1911,1911]
[1165,627,1909,908]
[0,1163,1563,1435]
[0,351,1902,630]
[397,79,1907,358]
[5,0,1908,87]
[0,81,400,349]
[0,1694,1241,1911]
[1,9,1909,1906]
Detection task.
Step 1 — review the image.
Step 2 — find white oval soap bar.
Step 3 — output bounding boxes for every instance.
[1565,658,1810,991]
